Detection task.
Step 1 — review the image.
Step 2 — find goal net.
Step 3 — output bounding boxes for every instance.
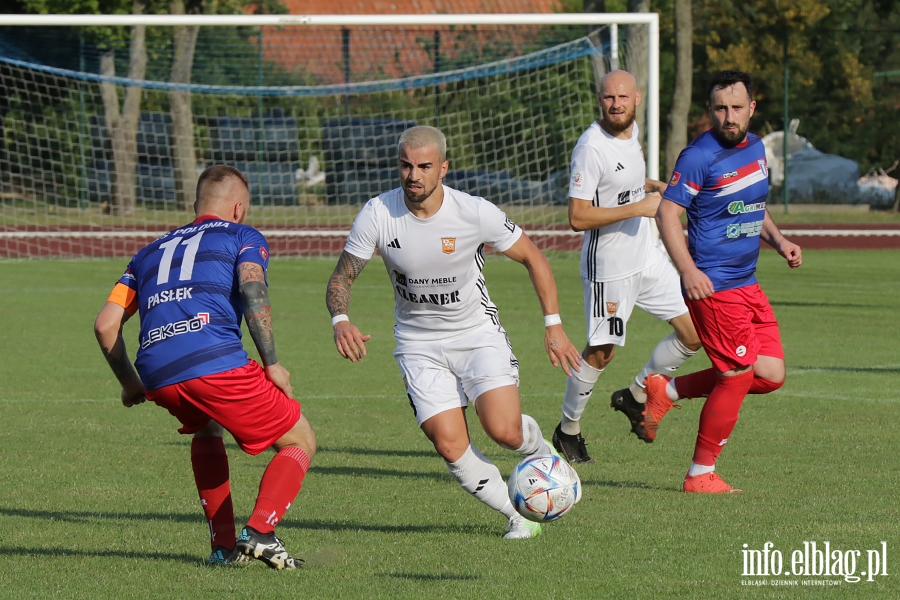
[0,13,658,258]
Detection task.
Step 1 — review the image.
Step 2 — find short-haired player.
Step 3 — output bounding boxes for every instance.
[327,126,582,539]
[552,69,703,463]
[94,165,316,567]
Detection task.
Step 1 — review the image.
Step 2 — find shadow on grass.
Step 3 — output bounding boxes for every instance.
[312,465,448,481]
[379,572,479,581]
[317,446,434,459]
[792,365,900,374]
[280,518,491,537]
[0,545,198,565]
[580,478,661,490]
[0,507,493,538]
[0,507,199,524]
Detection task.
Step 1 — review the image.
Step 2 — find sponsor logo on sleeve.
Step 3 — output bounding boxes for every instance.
[758,158,768,177]
[571,171,584,190]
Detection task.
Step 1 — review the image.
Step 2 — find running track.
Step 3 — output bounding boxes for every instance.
[1,223,899,258]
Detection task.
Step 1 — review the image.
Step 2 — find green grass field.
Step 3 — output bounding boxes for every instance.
[0,250,898,599]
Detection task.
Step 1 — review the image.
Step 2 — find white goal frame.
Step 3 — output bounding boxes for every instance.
[0,12,660,180]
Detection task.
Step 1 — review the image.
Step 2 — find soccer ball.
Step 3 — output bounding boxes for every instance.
[507,454,581,522]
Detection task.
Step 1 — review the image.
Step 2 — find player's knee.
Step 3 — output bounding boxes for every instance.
[486,423,523,451]
[584,344,614,370]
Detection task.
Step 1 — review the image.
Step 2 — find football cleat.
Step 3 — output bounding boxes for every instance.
[551,424,595,464]
[234,526,304,570]
[643,374,681,442]
[206,545,250,566]
[683,471,744,494]
[503,515,542,539]
[610,387,650,443]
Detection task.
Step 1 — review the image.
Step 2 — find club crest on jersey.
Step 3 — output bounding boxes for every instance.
[441,237,456,254]
[606,301,618,314]
[259,247,268,260]
[758,159,768,177]
[669,171,681,186]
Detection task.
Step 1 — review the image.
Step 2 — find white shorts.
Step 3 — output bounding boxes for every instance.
[393,322,520,426]
[584,249,687,347]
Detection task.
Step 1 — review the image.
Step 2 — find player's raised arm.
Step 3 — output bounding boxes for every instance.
[326,250,372,362]
[238,261,293,399]
[94,301,146,407]
[501,234,582,376]
[761,210,802,268]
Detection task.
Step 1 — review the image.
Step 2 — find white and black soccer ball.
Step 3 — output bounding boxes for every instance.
[508,454,581,522]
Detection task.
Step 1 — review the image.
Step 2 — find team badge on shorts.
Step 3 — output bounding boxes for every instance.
[606,301,618,314]
[735,345,747,357]
[441,237,456,254]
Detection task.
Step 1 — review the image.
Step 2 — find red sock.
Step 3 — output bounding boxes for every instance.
[692,370,754,465]
[749,377,783,394]
[247,446,311,534]
[191,436,235,550]
[673,368,717,399]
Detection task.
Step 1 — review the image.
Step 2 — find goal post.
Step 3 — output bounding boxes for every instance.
[0,12,659,259]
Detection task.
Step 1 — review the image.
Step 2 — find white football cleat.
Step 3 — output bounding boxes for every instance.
[503,515,542,539]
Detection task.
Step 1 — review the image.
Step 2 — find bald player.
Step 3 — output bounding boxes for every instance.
[94,165,316,569]
[551,70,702,463]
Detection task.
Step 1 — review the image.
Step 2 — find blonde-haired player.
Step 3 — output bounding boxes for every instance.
[327,125,582,539]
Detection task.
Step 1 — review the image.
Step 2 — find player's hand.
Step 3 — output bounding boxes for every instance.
[681,266,715,300]
[265,363,294,399]
[637,192,663,218]
[121,381,147,407]
[777,239,802,268]
[334,320,371,362]
[544,324,582,377]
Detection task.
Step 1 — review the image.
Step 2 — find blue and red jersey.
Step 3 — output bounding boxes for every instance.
[108,216,270,390]
[663,130,769,292]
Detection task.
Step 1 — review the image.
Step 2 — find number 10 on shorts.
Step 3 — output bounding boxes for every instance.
[608,316,624,337]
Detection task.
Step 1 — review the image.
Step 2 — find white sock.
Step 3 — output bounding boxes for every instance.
[666,379,679,401]
[560,361,603,435]
[688,462,715,477]
[446,445,518,519]
[631,333,697,403]
[514,414,551,457]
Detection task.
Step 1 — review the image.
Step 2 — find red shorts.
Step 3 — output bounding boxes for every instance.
[687,283,784,373]
[146,360,301,456]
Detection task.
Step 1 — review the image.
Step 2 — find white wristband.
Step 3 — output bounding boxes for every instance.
[331,314,349,326]
[544,313,562,327]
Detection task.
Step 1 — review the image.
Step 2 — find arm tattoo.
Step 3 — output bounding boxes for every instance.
[101,335,140,385]
[326,251,369,318]
[239,262,278,366]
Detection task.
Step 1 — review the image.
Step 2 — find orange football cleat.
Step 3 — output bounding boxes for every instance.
[682,471,744,494]
[642,374,680,441]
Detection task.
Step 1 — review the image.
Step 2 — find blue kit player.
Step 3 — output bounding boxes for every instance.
[94,165,316,568]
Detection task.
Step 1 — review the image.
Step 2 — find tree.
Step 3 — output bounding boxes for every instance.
[100,0,147,216]
[663,0,690,179]
[168,0,200,211]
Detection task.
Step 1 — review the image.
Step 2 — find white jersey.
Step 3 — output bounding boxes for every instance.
[343,185,523,341]
[568,121,654,282]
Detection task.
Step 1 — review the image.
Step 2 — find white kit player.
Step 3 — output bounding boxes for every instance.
[551,70,703,462]
[326,126,582,539]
